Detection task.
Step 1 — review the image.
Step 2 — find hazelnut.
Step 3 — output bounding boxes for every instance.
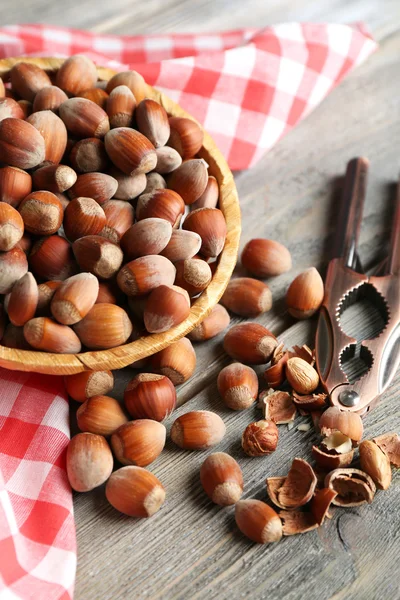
[27,110,68,165]
[104,127,157,176]
[56,55,98,96]
[241,239,292,278]
[0,166,32,208]
[29,235,77,281]
[59,97,110,139]
[18,191,63,236]
[66,432,113,492]
[64,370,114,403]
[0,117,46,170]
[68,172,118,205]
[77,88,109,108]
[111,419,166,466]
[188,304,230,342]
[286,267,324,319]
[32,164,77,194]
[154,146,182,174]
[120,218,172,260]
[0,246,28,294]
[117,255,176,296]
[170,410,226,450]
[217,363,259,410]
[136,98,170,148]
[69,138,109,174]
[150,337,196,385]
[183,207,226,257]
[63,197,107,241]
[160,229,202,262]
[106,70,147,102]
[106,85,136,128]
[32,85,68,113]
[72,235,123,280]
[77,395,128,437]
[105,465,165,518]
[167,116,204,159]
[0,97,25,121]
[10,62,52,102]
[200,452,243,505]
[73,303,132,349]
[220,277,272,317]
[99,199,134,243]
[223,322,277,364]
[110,167,147,200]
[235,499,282,544]
[23,317,82,353]
[51,272,99,325]
[174,257,212,297]
[144,285,190,333]
[242,419,278,456]
[7,272,38,326]
[124,373,176,421]
[0,202,24,251]
[192,175,219,210]
[136,188,185,227]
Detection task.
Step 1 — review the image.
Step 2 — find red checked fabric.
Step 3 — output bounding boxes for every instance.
[0,22,376,600]
[0,369,76,599]
[0,23,377,169]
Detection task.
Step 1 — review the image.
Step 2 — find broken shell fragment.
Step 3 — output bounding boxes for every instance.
[372,432,400,467]
[324,468,376,507]
[292,392,327,412]
[264,349,288,388]
[359,439,392,490]
[310,488,337,525]
[279,510,318,536]
[312,444,354,470]
[262,390,296,424]
[277,458,318,509]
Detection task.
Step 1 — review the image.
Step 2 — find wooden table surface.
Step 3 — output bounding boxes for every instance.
[3,1,400,599]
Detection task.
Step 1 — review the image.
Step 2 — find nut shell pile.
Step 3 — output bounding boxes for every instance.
[0,56,227,354]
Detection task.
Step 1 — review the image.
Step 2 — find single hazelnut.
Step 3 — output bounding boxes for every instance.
[242,419,278,456]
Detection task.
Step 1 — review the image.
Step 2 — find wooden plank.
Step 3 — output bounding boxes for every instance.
[1,1,399,599]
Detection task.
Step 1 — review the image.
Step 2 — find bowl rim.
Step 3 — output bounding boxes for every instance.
[0,56,241,374]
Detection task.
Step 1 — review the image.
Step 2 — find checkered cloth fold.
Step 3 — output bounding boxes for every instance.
[0,22,377,600]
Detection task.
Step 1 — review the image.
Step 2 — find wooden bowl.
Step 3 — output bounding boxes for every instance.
[0,57,241,375]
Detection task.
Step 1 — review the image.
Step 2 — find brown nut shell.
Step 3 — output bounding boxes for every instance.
[235,499,282,544]
[0,166,32,207]
[19,191,63,236]
[105,465,165,518]
[174,257,212,297]
[221,277,272,318]
[217,363,258,410]
[144,285,190,333]
[359,439,392,490]
[106,70,147,102]
[0,202,24,251]
[27,110,68,165]
[7,272,38,326]
[32,85,68,113]
[124,373,176,421]
[200,452,243,506]
[154,146,182,174]
[170,410,226,450]
[64,197,107,241]
[324,468,376,507]
[191,175,219,210]
[117,255,176,296]
[160,229,202,262]
[372,432,400,467]
[241,238,292,278]
[183,207,226,257]
[32,164,77,194]
[0,117,46,170]
[188,304,230,342]
[73,303,133,349]
[65,370,114,403]
[56,55,98,96]
[167,116,204,159]
[111,419,166,467]
[312,444,354,470]
[279,511,318,536]
[136,98,170,148]
[263,390,296,424]
[69,138,109,174]
[99,199,134,243]
[120,218,172,260]
[59,97,110,138]
[0,246,28,294]
[0,97,25,121]
[23,317,82,353]
[29,235,77,281]
[72,235,123,280]
[68,172,118,205]
[106,85,136,128]
[136,189,185,228]
[104,127,157,176]
[223,322,277,364]
[66,432,113,492]
[286,267,324,319]
[77,395,128,437]
[51,272,99,325]
[10,62,52,102]
[150,337,196,385]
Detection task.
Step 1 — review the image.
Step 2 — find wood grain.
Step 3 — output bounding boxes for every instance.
[1,2,400,599]
[0,58,241,374]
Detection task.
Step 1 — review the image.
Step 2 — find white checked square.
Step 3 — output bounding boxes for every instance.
[0,381,24,418]
[194,36,223,51]
[6,460,53,501]
[327,24,352,57]
[308,73,333,107]
[222,45,257,78]
[93,36,124,58]
[144,36,173,52]
[41,396,69,436]
[258,115,286,150]
[42,27,72,47]
[31,546,76,588]
[204,99,241,136]
[0,489,19,538]
[273,22,305,43]
[276,56,305,95]
[0,584,22,599]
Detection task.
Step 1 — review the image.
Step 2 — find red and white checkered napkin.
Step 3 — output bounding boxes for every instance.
[0,22,377,169]
[0,21,377,600]
[0,369,76,599]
